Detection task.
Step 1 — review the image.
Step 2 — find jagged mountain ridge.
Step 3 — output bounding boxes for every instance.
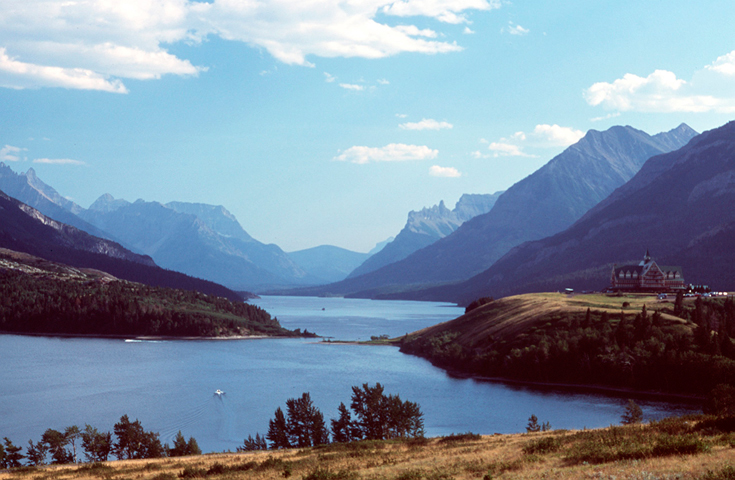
[348,193,503,279]
[295,123,698,298]
[0,188,242,301]
[79,196,318,291]
[0,163,112,240]
[420,120,735,304]
[0,163,323,291]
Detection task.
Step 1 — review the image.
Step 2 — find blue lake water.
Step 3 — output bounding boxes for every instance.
[0,296,700,454]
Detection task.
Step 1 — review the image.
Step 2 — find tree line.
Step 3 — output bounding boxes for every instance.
[0,269,303,338]
[0,415,200,469]
[401,297,735,397]
[239,383,424,451]
[1,384,423,468]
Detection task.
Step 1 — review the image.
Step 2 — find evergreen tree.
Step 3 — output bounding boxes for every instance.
[526,415,540,433]
[2,438,23,469]
[42,429,72,464]
[26,439,48,466]
[64,426,81,463]
[80,425,112,463]
[285,393,329,447]
[186,436,202,455]
[267,407,290,449]
[621,399,643,424]
[330,403,358,443]
[169,431,189,457]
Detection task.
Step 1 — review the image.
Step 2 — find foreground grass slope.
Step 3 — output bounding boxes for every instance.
[2,416,734,480]
[399,293,735,397]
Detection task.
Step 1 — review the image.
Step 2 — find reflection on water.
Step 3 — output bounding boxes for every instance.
[0,296,700,453]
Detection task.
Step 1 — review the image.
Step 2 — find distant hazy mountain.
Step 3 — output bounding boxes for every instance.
[348,193,502,278]
[424,120,735,304]
[79,195,317,291]
[0,163,111,239]
[368,237,394,255]
[296,123,698,298]
[288,245,370,283]
[0,188,241,301]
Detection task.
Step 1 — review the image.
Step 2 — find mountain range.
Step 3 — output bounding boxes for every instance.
[292,123,698,298]
[406,120,735,305]
[347,193,503,279]
[0,188,242,301]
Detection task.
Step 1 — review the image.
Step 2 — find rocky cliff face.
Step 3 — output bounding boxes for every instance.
[347,192,503,279]
[0,163,110,239]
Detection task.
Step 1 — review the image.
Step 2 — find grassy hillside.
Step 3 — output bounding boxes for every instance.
[2,416,734,480]
[399,292,735,397]
[0,248,302,338]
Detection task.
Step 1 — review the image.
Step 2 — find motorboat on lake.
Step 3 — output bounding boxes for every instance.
[214,389,225,396]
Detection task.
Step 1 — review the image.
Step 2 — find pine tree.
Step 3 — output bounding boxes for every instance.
[267,407,290,449]
[526,415,540,433]
[621,399,643,424]
[2,438,23,469]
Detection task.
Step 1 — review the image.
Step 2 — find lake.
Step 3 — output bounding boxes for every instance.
[0,296,699,454]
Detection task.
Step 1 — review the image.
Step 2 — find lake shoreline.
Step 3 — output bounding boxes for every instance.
[0,331,284,341]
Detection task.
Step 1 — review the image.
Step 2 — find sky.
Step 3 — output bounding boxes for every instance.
[1,0,735,252]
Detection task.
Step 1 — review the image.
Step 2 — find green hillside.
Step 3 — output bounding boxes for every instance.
[0,248,302,338]
[399,292,735,397]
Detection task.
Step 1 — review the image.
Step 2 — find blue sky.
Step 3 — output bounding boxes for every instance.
[1,0,735,252]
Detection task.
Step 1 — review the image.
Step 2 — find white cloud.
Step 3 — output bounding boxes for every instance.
[585,65,735,113]
[339,83,365,91]
[396,113,408,118]
[463,27,475,34]
[504,22,529,36]
[429,165,461,177]
[33,158,86,165]
[487,142,534,157]
[0,48,128,93]
[377,78,390,85]
[705,50,735,76]
[381,0,501,24]
[480,123,582,158]
[399,118,453,130]
[0,0,495,93]
[532,124,584,147]
[324,72,336,83]
[335,143,438,164]
[591,112,622,122]
[1,144,26,162]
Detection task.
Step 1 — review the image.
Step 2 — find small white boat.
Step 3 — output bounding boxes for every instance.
[214,389,225,396]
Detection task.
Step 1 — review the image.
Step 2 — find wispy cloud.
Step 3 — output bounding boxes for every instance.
[339,83,365,91]
[503,22,529,36]
[429,165,461,177]
[377,78,390,85]
[324,72,336,83]
[477,124,584,158]
[0,0,498,92]
[591,112,622,122]
[399,118,453,130]
[1,144,26,162]
[33,158,86,165]
[335,144,438,164]
[585,51,735,113]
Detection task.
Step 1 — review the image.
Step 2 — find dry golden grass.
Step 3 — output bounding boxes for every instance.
[3,424,733,480]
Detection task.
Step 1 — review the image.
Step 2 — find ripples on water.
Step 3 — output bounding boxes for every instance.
[0,296,701,453]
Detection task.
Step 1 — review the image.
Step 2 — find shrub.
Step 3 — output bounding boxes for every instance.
[438,432,481,443]
[522,437,561,455]
[303,467,357,480]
